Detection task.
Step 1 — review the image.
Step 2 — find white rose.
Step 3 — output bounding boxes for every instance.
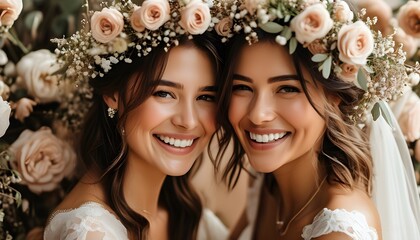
[179,0,212,35]
[337,21,374,66]
[0,96,10,137]
[0,0,23,27]
[16,50,61,103]
[290,3,334,44]
[334,0,354,23]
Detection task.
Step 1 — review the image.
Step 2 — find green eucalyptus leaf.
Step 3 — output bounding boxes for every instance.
[371,102,380,121]
[260,22,284,33]
[363,65,374,74]
[24,11,43,32]
[311,54,328,62]
[58,0,84,14]
[289,37,297,54]
[322,56,332,79]
[281,26,292,40]
[378,101,393,126]
[357,69,368,91]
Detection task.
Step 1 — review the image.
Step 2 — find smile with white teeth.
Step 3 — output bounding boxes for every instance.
[249,132,287,143]
[156,135,194,148]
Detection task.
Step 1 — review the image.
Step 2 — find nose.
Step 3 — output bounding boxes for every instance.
[171,100,198,130]
[248,93,276,125]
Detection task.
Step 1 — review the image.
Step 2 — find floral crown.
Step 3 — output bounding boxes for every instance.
[53,0,225,129]
[218,0,420,124]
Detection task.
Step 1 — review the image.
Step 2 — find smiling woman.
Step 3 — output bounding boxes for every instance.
[44,34,226,240]
[41,0,229,239]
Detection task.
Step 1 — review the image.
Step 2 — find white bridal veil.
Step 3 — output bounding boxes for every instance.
[370,102,420,240]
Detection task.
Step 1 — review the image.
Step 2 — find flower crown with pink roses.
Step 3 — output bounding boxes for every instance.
[221,0,419,123]
[52,0,226,129]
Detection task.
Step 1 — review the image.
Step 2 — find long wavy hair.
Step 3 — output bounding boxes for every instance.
[211,31,373,195]
[79,33,222,240]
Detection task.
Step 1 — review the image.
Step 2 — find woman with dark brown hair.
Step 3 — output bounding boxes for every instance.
[44,0,228,239]
[212,0,420,239]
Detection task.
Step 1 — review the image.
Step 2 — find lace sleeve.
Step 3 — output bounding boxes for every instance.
[44,202,128,240]
[301,208,378,240]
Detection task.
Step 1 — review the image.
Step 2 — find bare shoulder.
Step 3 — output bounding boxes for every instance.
[325,185,379,224]
[319,184,382,238]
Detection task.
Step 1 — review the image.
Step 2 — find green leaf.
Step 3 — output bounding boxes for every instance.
[289,37,297,54]
[371,102,380,121]
[363,65,374,74]
[281,26,292,40]
[259,22,284,33]
[311,54,328,62]
[357,69,368,91]
[322,56,332,79]
[24,11,43,32]
[378,101,393,126]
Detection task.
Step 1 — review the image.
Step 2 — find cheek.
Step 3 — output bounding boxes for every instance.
[228,96,247,127]
[199,104,217,133]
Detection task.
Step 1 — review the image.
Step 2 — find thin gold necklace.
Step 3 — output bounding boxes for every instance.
[276,176,327,236]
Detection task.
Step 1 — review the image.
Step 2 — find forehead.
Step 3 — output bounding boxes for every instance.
[162,45,215,84]
[234,41,296,78]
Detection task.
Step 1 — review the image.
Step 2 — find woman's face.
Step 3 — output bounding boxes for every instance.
[124,45,217,176]
[228,41,326,173]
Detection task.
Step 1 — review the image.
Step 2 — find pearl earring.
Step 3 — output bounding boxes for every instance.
[107,107,117,118]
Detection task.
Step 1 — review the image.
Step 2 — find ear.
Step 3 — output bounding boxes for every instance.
[103,92,119,109]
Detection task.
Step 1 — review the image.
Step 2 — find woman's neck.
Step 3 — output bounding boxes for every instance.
[123,155,167,222]
[272,151,326,221]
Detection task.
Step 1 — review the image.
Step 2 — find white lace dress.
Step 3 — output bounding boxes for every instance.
[238,175,378,240]
[44,202,228,240]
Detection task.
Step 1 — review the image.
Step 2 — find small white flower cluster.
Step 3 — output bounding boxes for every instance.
[53,0,222,130]
[221,0,418,123]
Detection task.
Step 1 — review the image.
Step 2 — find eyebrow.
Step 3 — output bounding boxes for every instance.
[157,79,217,92]
[232,74,300,83]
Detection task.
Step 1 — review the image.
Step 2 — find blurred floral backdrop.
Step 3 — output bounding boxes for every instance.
[0,0,418,239]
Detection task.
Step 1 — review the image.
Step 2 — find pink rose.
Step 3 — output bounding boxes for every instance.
[398,1,420,38]
[14,98,37,122]
[337,63,359,83]
[130,5,145,32]
[10,127,76,194]
[358,0,392,35]
[244,0,267,15]
[91,7,124,43]
[215,17,232,37]
[0,0,23,27]
[0,96,10,137]
[179,0,211,35]
[305,39,327,55]
[334,0,354,23]
[290,3,333,44]
[393,28,418,59]
[133,0,170,31]
[337,21,374,66]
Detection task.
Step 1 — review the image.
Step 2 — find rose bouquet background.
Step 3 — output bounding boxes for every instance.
[0,0,114,239]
